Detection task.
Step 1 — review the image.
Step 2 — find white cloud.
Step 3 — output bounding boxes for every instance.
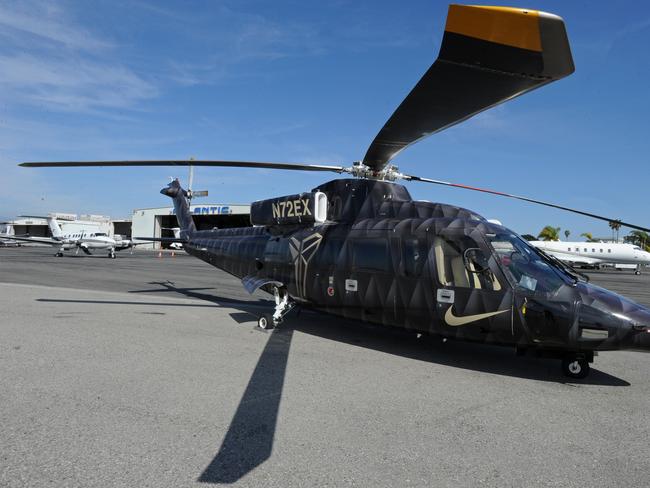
[0,53,158,112]
[0,1,111,51]
[0,2,157,114]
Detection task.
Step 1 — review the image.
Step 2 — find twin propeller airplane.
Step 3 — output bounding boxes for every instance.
[12,5,650,379]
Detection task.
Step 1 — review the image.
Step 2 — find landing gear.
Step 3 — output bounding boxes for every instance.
[108,249,116,259]
[635,264,641,275]
[54,252,64,257]
[258,313,275,330]
[257,285,295,330]
[561,355,590,379]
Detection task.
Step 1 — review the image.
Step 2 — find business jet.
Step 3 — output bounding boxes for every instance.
[0,217,119,258]
[531,240,650,274]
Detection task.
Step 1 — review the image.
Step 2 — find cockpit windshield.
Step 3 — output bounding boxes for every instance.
[484,233,572,295]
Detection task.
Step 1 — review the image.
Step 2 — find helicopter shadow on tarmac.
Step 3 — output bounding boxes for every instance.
[122,281,630,484]
[39,281,630,484]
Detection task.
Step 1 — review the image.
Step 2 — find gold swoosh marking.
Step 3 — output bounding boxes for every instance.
[444,307,510,327]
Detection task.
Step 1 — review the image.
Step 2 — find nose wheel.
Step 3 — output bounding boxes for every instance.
[561,356,590,379]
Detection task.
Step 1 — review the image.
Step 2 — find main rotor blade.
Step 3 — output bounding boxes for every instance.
[406,175,650,233]
[20,160,346,173]
[363,5,574,171]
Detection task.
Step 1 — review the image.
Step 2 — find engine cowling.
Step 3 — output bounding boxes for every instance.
[250,191,328,226]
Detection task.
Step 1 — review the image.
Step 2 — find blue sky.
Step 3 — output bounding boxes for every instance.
[0,0,648,240]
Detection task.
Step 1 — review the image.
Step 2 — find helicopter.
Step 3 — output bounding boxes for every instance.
[20,5,650,379]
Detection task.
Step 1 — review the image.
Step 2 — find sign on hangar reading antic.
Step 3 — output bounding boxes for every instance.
[170,205,233,216]
[250,191,328,226]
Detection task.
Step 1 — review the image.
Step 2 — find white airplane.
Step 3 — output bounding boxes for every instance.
[162,227,184,250]
[0,217,120,258]
[0,223,19,247]
[531,240,650,275]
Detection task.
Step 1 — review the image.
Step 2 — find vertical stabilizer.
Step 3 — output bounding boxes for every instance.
[47,217,63,239]
[160,179,196,239]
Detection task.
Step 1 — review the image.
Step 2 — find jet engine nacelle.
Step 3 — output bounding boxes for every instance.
[250,191,328,226]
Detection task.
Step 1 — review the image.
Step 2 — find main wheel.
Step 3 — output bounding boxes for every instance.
[561,357,590,379]
[258,313,275,330]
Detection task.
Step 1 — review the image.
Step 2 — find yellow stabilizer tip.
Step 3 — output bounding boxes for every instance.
[445,4,542,52]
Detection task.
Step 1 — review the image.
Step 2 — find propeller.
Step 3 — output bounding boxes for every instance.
[20,158,650,234]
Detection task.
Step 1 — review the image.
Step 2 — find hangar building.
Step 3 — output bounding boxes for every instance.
[131,202,251,249]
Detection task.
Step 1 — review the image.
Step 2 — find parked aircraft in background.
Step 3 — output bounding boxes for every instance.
[0,223,19,247]
[531,240,650,274]
[0,217,120,258]
[162,227,184,250]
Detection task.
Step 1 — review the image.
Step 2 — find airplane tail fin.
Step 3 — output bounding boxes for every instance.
[47,217,63,239]
[160,179,196,239]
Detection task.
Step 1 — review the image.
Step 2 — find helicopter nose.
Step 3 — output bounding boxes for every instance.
[578,282,650,351]
[619,304,650,351]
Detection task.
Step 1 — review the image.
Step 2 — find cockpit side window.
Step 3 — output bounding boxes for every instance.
[433,235,501,291]
[486,233,569,295]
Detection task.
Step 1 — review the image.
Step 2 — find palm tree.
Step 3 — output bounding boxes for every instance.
[580,232,594,242]
[564,230,571,240]
[537,226,561,241]
[625,230,650,251]
[609,220,622,242]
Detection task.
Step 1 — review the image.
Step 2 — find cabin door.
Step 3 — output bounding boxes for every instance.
[430,232,513,342]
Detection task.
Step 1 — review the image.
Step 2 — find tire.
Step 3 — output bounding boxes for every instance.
[258,313,275,330]
[561,357,590,379]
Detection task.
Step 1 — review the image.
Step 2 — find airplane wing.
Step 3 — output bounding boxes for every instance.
[0,234,58,246]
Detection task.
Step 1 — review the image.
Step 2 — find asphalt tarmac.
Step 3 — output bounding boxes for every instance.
[1,247,649,487]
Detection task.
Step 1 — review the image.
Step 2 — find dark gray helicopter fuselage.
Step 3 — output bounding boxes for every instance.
[169,178,650,358]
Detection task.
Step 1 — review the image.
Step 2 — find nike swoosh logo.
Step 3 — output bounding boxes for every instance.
[444,307,510,327]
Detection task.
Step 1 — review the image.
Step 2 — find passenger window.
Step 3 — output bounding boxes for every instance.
[608,249,611,253]
[600,249,603,253]
[434,236,501,291]
[352,239,389,272]
[592,248,595,252]
[402,238,426,277]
